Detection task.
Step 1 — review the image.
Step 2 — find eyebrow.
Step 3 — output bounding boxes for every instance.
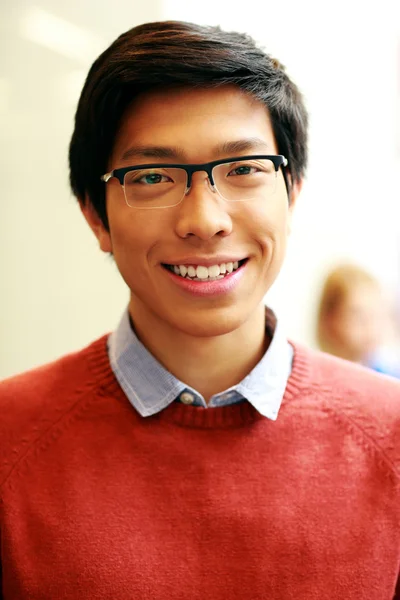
[119,138,271,163]
[120,145,185,161]
[215,138,271,156]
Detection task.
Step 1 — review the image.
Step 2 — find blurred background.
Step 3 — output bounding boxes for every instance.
[1,0,400,378]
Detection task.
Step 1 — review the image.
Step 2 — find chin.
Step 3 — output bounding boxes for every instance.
[166,305,256,338]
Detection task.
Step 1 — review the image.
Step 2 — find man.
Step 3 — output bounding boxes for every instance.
[0,20,399,600]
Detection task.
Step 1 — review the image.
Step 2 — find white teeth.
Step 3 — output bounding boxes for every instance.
[169,260,243,279]
[208,264,220,277]
[196,265,209,279]
[179,265,188,277]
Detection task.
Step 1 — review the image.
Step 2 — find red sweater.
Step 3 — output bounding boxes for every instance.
[0,336,399,599]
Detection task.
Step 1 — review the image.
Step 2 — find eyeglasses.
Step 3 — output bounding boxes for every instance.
[101,155,288,209]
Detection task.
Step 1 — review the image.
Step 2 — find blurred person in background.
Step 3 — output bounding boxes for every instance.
[0,20,399,600]
[317,263,400,378]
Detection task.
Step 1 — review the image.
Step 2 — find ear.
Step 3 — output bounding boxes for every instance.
[79,198,112,253]
[287,177,303,235]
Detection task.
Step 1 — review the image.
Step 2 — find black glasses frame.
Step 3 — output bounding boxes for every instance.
[101,154,288,189]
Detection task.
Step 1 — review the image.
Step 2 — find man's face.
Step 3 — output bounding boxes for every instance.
[87,85,300,338]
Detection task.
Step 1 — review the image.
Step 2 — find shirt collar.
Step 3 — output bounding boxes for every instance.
[108,307,293,420]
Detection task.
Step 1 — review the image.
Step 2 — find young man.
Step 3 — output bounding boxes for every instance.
[0,20,399,600]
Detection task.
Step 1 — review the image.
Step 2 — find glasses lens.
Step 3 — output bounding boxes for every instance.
[123,167,187,208]
[213,158,277,202]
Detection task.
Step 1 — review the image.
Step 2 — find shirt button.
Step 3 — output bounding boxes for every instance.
[180,392,195,405]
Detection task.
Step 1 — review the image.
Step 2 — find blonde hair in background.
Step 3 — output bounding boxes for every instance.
[316,263,381,356]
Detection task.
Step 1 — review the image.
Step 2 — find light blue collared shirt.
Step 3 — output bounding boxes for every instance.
[108,307,293,420]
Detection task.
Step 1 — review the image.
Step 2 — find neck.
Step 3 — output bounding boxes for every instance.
[128,301,269,402]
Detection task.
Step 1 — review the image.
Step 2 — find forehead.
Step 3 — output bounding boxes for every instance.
[346,283,381,304]
[111,85,278,165]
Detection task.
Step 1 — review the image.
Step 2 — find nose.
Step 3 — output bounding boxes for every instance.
[174,173,233,241]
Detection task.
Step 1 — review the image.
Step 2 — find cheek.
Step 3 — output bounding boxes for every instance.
[106,207,178,301]
[107,196,170,251]
[110,218,141,256]
[107,209,157,270]
[241,196,291,254]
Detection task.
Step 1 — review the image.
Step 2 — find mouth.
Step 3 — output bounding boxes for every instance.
[162,259,248,282]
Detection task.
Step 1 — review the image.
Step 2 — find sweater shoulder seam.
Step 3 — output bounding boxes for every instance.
[305,383,400,479]
[0,378,101,495]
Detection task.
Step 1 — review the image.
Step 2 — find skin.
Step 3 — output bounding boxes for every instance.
[82,85,302,400]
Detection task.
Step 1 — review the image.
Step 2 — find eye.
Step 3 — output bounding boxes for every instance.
[125,170,173,185]
[137,173,171,185]
[227,164,259,177]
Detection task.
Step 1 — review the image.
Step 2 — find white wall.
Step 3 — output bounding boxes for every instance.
[1,0,399,377]
[1,0,163,378]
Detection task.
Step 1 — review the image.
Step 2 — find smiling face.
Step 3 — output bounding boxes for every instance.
[83,85,301,339]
